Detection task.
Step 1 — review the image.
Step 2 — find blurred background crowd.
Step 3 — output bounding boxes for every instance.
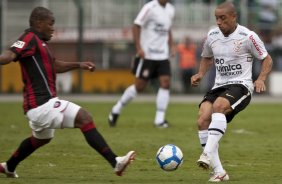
[1,0,282,95]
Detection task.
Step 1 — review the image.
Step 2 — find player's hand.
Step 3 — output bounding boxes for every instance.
[80,62,95,72]
[254,79,266,93]
[136,49,145,59]
[191,73,203,87]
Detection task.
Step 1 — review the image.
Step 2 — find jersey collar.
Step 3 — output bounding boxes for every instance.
[25,28,47,41]
[155,0,167,8]
[223,24,239,39]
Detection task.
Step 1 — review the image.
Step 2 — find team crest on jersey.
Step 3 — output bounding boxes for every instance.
[53,101,61,108]
[142,69,149,77]
[11,41,25,49]
[233,40,242,53]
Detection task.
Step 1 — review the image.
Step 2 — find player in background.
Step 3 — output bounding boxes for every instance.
[108,0,175,128]
[0,7,135,178]
[191,2,272,182]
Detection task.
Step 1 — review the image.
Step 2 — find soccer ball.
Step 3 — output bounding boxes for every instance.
[156,144,183,171]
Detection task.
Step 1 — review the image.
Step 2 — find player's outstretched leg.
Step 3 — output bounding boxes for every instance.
[79,114,136,176]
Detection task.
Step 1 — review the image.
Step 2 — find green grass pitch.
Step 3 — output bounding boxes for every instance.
[0,101,281,184]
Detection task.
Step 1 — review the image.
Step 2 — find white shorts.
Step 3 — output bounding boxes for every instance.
[26,97,81,139]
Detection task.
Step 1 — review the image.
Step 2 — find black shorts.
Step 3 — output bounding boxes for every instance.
[200,84,252,123]
[131,57,171,80]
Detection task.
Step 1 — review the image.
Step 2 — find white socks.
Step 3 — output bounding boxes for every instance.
[112,86,169,125]
[198,130,208,148]
[199,113,227,173]
[154,88,170,125]
[112,85,137,114]
[212,143,224,173]
[204,113,227,154]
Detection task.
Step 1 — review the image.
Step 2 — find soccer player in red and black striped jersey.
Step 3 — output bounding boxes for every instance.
[0,7,135,178]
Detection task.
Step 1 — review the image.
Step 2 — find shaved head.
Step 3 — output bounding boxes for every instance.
[217,1,237,16]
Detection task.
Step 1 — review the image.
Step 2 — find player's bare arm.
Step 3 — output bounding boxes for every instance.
[168,30,176,57]
[0,50,16,65]
[132,24,145,58]
[254,54,273,93]
[55,60,95,73]
[191,57,213,87]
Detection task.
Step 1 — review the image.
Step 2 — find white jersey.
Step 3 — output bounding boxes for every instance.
[134,0,175,60]
[202,24,268,94]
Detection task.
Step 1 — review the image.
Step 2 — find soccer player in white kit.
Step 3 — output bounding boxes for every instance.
[109,0,175,128]
[191,2,273,182]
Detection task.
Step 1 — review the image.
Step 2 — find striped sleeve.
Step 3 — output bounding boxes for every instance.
[10,32,36,60]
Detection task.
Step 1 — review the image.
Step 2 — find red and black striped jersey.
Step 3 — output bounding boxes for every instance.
[10,28,57,113]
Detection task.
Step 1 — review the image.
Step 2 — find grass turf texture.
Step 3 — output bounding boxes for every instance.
[0,101,281,184]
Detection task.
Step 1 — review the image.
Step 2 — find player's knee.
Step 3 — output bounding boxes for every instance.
[135,85,145,92]
[75,108,94,128]
[197,116,210,130]
[213,98,231,113]
[212,100,228,112]
[81,111,93,126]
[159,80,170,89]
[134,82,146,92]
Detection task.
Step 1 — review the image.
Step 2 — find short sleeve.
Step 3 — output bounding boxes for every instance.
[134,4,151,26]
[9,33,36,60]
[248,32,268,60]
[201,35,213,58]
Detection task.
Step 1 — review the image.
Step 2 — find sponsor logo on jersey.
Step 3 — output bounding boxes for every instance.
[153,23,168,36]
[217,64,242,73]
[249,35,263,56]
[239,32,247,36]
[11,40,25,49]
[149,48,164,54]
[215,58,243,76]
[209,31,219,36]
[215,81,243,86]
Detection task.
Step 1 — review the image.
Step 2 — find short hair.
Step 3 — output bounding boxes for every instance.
[217,1,237,16]
[29,7,53,27]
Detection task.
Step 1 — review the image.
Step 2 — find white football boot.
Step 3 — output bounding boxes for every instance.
[197,152,211,170]
[114,151,136,176]
[0,162,18,178]
[209,170,229,182]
